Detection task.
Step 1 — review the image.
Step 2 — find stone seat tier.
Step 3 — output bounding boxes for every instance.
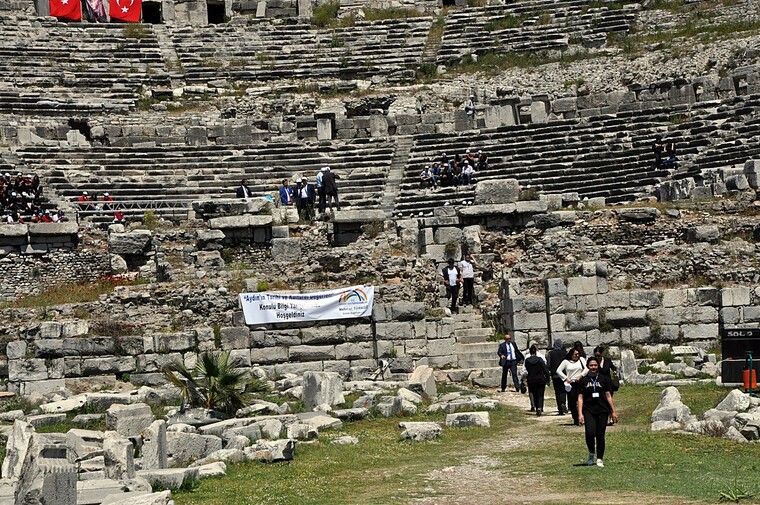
[17,140,397,217]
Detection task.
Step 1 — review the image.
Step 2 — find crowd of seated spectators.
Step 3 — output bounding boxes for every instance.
[420,149,489,190]
[76,191,126,223]
[0,172,63,224]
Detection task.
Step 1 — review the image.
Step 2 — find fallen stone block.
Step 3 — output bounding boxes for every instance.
[445,412,490,428]
[198,461,227,479]
[244,439,295,462]
[399,422,442,441]
[330,436,358,445]
[137,467,200,491]
[408,365,437,399]
[101,490,174,505]
[106,403,154,438]
[302,371,345,410]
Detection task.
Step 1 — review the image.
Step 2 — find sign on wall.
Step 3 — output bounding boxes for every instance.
[239,285,374,325]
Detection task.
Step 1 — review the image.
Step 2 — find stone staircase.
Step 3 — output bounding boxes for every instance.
[380,136,414,217]
[440,308,502,387]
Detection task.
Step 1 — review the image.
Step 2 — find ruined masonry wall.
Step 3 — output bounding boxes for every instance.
[502,264,760,350]
[0,250,111,301]
[1,301,462,394]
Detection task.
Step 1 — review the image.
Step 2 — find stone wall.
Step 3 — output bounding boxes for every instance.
[0,249,111,301]
[1,301,466,393]
[500,261,760,350]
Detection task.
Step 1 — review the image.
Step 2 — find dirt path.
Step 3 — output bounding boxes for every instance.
[408,389,694,505]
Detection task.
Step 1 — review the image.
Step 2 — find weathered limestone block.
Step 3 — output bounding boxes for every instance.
[399,421,442,441]
[8,359,49,381]
[104,431,135,479]
[2,420,34,480]
[473,179,519,205]
[167,432,224,465]
[289,345,335,361]
[335,342,373,360]
[722,287,751,306]
[650,386,696,424]
[376,396,403,417]
[110,230,152,255]
[301,371,345,410]
[686,225,720,243]
[137,468,200,491]
[106,403,154,438]
[616,207,660,223]
[141,420,167,470]
[445,412,490,428]
[245,439,296,462]
[270,237,302,262]
[716,389,751,412]
[220,327,250,350]
[567,277,598,296]
[251,347,289,364]
[408,365,437,399]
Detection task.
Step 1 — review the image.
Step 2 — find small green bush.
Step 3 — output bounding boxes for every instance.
[311,1,340,27]
[143,210,160,230]
[484,16,523,31]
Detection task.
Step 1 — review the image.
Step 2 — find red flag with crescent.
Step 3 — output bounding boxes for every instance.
[109,0,141,22]
[50,0,82,20]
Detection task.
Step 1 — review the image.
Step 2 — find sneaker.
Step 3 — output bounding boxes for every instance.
[596,459,604,468]
[586,453,595,466]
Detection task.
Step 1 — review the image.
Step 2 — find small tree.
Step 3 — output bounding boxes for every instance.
[162,351,267,415]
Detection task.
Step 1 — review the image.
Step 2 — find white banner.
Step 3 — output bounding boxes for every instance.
[239,285,374,325]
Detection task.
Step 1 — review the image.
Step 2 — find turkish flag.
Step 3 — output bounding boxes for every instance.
[109,0,141,22]
[50,0,82,20]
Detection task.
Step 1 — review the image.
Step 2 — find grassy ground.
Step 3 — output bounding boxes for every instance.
[173,384,760,505]
[174,406,524,505]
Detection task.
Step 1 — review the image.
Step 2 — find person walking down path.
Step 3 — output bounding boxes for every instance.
[547,339,568,415]
[441,258,462,314]
[498,333,524,393]
[578,356,619,468]
[522,345,552,416]
[556,348,587,425]
[459,253,476,306]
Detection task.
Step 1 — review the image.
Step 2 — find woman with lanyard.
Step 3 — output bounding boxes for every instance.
[578,356,619,468]
[556,348,586,426]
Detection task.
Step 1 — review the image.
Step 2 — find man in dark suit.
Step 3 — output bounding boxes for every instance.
[497,333,524,392]
[236,179,253,199]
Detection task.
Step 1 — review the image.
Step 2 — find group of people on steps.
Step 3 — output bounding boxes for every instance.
[498,335,620,468]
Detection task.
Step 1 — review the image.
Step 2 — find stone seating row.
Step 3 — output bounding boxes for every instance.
[171,17,432,84]
[438,0,635,62]
[0,19,167,105]
[395,98,760,216]
[14,139,397,217]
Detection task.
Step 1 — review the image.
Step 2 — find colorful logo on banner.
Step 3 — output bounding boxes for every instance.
[339,288,368,304]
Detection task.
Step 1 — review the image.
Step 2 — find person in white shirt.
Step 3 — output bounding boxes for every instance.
[557,348,588,425]
[441,258,463,314]
[459,253,476,306]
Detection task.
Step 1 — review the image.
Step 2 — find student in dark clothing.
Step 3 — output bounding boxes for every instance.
[546,339,568,415]
[578,357,619,468]
[322,167,340,211]
[593,345,618,396]
[522,345,552,416]
[652,135,664,168]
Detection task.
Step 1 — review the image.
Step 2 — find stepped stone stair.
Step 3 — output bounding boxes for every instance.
[439,309,502,387]
[380,136,414,217]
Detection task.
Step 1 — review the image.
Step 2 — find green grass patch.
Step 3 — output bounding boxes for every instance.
[174,406,523,505]
[1,275,147,309]
[172,385,750,505]
[363,7,423,21]
[483,15,525,31]
[512,428,760,503]
[311,1,340,27]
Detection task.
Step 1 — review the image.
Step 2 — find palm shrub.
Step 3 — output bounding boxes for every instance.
[162,351,268,416]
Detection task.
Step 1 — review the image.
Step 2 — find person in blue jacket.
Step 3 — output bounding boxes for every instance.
[279,179,294,207]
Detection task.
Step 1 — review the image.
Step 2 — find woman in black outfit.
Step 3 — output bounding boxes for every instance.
[522,345,552,416]
[578,357,619,468]
[593,346,618,396]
